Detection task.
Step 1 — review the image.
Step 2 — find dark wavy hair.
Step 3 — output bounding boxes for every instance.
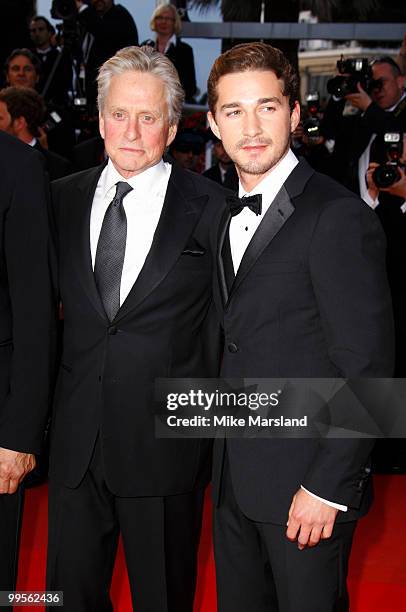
[208,42,299,115]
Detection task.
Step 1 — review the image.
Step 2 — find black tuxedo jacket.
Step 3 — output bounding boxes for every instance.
[212,158,394,524]
[0,132,56,454]
[50,163,225,496]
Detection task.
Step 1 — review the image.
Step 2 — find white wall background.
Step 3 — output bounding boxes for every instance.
[36,0,222,97]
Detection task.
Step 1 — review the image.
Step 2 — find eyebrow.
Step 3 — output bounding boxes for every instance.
[220,97,282,112]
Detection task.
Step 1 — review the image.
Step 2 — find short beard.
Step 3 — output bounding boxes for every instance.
[235,159,276,176]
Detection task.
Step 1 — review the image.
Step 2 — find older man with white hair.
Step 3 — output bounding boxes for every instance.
[46,45,224,612]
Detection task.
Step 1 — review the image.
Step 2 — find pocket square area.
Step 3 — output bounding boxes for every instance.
[181,238,206,256]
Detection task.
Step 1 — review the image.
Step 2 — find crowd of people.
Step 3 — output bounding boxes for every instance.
[0,2,406,610]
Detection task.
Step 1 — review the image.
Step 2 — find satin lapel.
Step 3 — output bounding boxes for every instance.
[71,164,107,321]
[114,168,208,322]
[231,185,295,299]
[217,207,232,307]
[229,158,315,301]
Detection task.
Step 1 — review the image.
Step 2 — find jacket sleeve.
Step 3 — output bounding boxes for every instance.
[302,195,394,507]
[0,150,58,454]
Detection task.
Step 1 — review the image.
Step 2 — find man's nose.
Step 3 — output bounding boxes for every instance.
[125,117,141,140]
[243,111,262,137]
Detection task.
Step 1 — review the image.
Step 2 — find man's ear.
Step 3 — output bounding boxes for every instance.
[166,123,177,148]
[207,111,221,140]
[99,112,105,140]
[290,101,301,133]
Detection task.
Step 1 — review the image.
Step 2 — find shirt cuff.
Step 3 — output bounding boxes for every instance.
[78,4,88,13]
[401,201,406,214]
[362,190,380,210]
[301,486,348,512]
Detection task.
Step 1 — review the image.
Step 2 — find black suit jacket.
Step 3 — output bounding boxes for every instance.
[0,132,56,454]
[50,163,224,496]
[212,158,394,524]
[323,95,406,373]
[33,47,72,106]
[142,38,196,102]
[34,141,72,181]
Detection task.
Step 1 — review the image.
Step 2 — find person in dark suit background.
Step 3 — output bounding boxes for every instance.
[4,48,76,158]
[75,0,138,110]
[29,15,72,106]
[143,2,197,102]
[47,45,224,612]
[207,42,394,612]
[203,132,238,191]
[0,87,72,180]
[0,131,56,589]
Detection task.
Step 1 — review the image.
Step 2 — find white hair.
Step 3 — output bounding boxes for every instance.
[97,45,184,125]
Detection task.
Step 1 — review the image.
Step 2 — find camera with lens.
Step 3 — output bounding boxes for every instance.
[372,133,405,189]
[327,57,381,99]
[302,92,322,143]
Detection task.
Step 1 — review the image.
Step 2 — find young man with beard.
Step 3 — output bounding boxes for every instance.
[207,42,394,612]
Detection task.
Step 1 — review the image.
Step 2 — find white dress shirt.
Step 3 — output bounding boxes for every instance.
[230,149,298,273]
[230,148,347,513]
[90,159,172,306]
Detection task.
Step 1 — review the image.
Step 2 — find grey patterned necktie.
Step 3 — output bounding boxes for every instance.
[94,181,133,321]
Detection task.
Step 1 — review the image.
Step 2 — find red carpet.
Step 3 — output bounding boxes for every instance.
[16,476,406,611]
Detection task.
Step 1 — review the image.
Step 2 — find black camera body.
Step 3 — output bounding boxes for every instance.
[327,57,380,99]
[372,133,404,189]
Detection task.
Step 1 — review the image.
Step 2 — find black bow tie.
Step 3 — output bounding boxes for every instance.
[226,194,262,217]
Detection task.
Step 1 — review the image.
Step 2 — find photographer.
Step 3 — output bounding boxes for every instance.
[72,0,138,109]
[291,92,333,175]
[322,56,406,199]
[323,58,406,371]
[29,15,72,106]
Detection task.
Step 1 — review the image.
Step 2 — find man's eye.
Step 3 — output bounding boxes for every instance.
[261,106,276,112]
[113,112,125,120]
[226,110,241,117]
[142,115,154,122]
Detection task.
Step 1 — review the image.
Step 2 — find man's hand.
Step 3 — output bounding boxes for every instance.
[366,162,380,201]
[286,488,338,550]
[346,82,372,112]
[0,447,36,494]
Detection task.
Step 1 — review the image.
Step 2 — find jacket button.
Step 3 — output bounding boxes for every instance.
[228,342,238,353]
[108,326,117,335]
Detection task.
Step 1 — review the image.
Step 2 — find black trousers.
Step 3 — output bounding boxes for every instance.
[0,488,24,590]
[46,440,205,612]
[214,455,357,612]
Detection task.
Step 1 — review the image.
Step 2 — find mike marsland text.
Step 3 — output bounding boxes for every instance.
[166,415,308,428]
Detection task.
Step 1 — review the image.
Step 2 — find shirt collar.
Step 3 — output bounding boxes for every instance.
[239,148,299,201]
[386,90,406,112]
[103,158,170,200]
[163,34,177,54]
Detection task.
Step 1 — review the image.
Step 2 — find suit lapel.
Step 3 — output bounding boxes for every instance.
[217,207,232,306]
[71,164,107,321]
[231,185,295,297]
[223,158,314,305]
[115,165,208,322]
